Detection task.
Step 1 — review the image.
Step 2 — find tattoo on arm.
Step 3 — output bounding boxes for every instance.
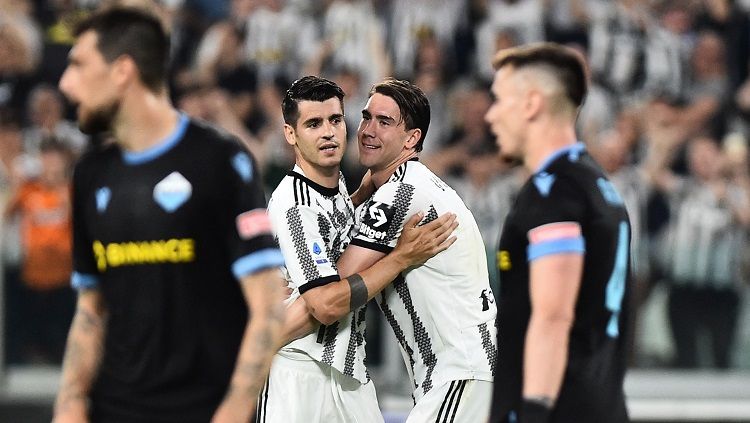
[55,300,106,414]
[226,301,285,400]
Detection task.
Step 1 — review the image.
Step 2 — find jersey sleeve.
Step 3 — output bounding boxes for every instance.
[224,143,285,280]
[269,202,340,295]
[523,174,587,262]
[70,159,101,290]
[350,181,426,253]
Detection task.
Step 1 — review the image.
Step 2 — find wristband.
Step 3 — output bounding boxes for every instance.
[521,398,552,423]
[347,273,368,311]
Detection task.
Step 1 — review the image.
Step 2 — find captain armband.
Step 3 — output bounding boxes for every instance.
[347,273,368,311]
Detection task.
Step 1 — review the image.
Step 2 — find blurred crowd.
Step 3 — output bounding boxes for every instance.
[1,0,750,370]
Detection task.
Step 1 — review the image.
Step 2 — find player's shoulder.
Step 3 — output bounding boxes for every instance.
[73,142,118,182]
[523,145,603,199]
[378,160,420,193]
[270,169,341,210]
[269,172,298,210]
[185,118,250,156]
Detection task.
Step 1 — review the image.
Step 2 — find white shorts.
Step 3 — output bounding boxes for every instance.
[255,353,384,423]
[406,379,492,423]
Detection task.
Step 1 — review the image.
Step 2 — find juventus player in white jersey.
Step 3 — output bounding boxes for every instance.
[348,79,498,422]
[262,76,457,422]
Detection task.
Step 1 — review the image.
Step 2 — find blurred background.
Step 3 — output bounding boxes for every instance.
[1,0,749,421]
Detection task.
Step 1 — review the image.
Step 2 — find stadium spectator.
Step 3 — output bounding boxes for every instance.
[4,140,75,364]
[23,84,87,156]
[649,135,750,369]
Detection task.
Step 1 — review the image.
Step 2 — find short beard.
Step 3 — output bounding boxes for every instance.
[79,100,120,135]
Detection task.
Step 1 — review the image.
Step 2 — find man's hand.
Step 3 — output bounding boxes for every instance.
[393,212,458,267]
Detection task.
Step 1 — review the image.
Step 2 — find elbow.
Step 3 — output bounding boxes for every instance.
[531,311,574,330]
[306,303,344,326]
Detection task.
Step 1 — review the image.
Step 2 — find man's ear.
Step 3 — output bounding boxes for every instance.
[524,89,544,121]
[111,55,136,89]
[404,128,421,150]
[283,123,297,147]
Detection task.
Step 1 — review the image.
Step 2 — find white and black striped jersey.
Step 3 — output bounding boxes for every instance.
[268,165,369,383]
[351,159,497,402]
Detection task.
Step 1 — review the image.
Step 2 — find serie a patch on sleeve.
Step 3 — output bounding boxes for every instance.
[236,208,272,239]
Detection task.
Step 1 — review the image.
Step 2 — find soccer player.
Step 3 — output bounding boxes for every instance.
[261,76,458,422]
[343,78,497,422]
[485,43,631,423]
[53,7,286,423]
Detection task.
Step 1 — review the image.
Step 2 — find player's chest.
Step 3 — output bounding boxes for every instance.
[314,194,355,234]
[85,166,219,240]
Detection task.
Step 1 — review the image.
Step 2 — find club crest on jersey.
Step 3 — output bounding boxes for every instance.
[236,209,272,239]
[309,239,329,265]
[95,187,111,213]
[153,171,192,213]
[359,201,394,241]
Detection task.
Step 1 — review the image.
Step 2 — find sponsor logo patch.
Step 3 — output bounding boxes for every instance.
[497,250,511,271]
[236,209,272,239]
[92,238,195,272]
[359,201,394,241]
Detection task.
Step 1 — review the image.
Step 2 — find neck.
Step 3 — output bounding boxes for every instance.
[113,87,179,153]
[524,115,578,173]
[371,149,418,188]
[296,159,339,188]
[469,170,492,188]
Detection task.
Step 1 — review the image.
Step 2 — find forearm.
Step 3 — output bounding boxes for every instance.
[522,316,572,402]
[358,251,409,302]
[311,252,408,325]
[54,303,106,416]
[280,296,320,346]
[224,299,285,405]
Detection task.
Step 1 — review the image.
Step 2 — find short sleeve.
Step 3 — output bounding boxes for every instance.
[522,174,587,262]
[269,202,340,295]
[224,144,285,279]
[70,160,101,290]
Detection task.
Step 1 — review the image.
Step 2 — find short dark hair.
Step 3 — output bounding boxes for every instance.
[282,76,345,126]
[369,78,430,152]
[75,7,170,93]
[492,42,587,109]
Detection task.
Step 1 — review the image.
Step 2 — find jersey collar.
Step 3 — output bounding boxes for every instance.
[122,113,189,165]
[535,142,586,174]
[288,165,340,197]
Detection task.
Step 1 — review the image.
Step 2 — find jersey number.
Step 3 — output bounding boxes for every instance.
[605,221,628,338]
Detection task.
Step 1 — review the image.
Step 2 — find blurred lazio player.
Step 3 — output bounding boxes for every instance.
[486,43,631,423]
